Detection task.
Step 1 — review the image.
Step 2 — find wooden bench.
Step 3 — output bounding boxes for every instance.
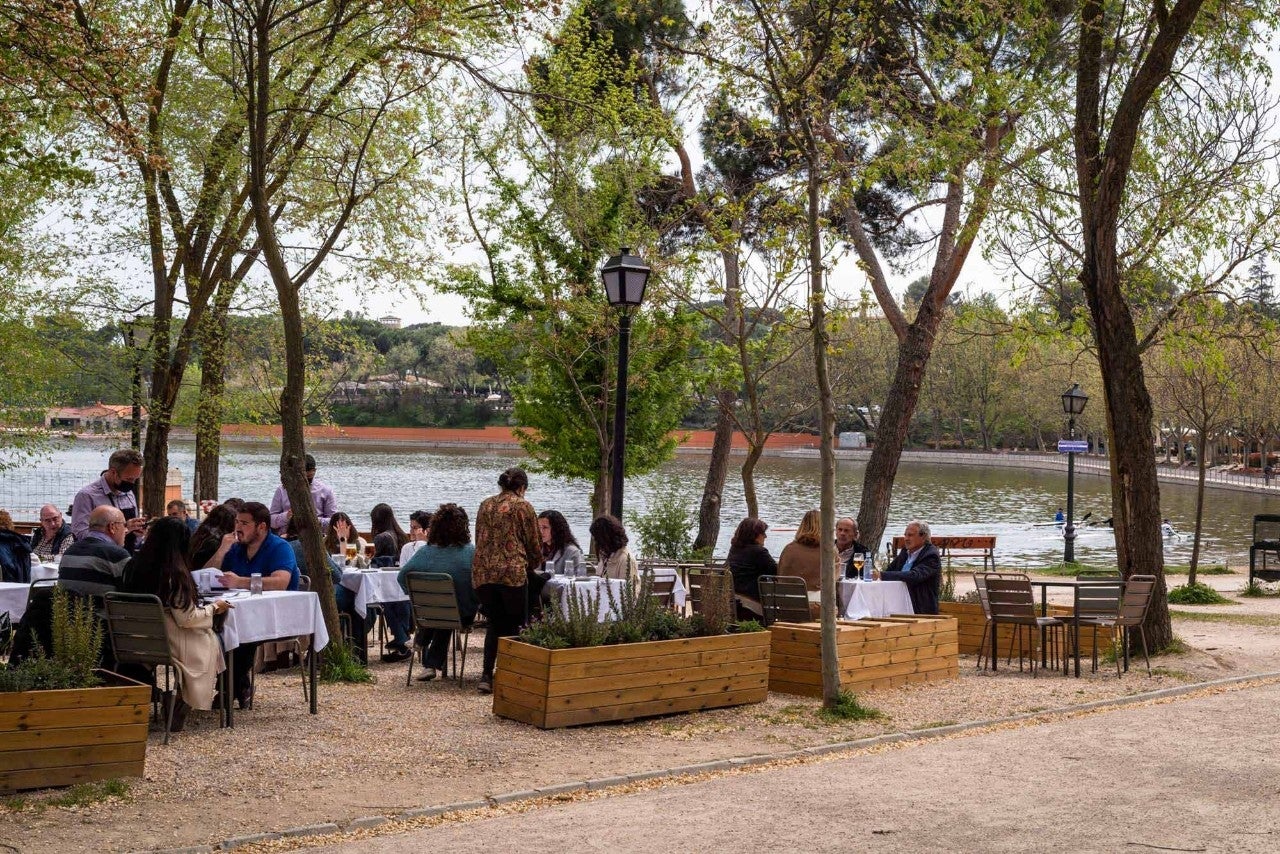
[889,535,996,573]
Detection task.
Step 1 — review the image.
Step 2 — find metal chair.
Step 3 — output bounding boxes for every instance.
[973,573,1029,670]
[405,571,472,685]
[1076,574,1157,676]
[644,572,677,611]
[1249,514,1280,586]
[985,574,1066,676]
[1072,573,1123,672]
[688,567,734,618]
[103,592,227,743]
[757,575,812,626]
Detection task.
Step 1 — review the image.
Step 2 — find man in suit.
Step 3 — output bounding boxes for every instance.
[880,520,942,615]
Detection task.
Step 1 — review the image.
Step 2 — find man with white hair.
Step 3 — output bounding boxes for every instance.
[880,519,942,615]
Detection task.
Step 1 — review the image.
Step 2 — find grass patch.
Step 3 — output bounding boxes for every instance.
[1167,582,1234,605]
[1240,579,1280,598]
[918,720,959,730]
[816,691,886,724]
[320,642,374,684]
[1101,634,1187,664]
[1021,564,1235,578]
[47,779,129,809]
[1169,610,1280,628]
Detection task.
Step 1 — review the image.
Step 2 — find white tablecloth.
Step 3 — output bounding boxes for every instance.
[545,576,626,622]
[340,568,407,618]
[643,567,687,609]
[214,590,330,652]
[838,579,914,620]
[192,568,223,592]
[0,582,28,622]
[32,563,59,582]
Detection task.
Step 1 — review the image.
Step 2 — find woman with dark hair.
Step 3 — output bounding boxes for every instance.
[134,517,230,731]
[400,509,432,566]
[189,504,237,569]
[472,466,541,693]
[370,503,408,551]
[398,503,477,681]
[727,517,775,618]
[324,512,368,561]
[588,515,636,581]
[537,510,584,576]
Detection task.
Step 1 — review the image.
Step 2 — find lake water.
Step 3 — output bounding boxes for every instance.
[3,437,1271,567]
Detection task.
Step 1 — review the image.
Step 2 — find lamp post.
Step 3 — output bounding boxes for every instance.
[600,247,651,520]
[1061,383,1089,563]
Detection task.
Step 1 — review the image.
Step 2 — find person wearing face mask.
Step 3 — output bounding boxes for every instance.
[269,453,337,535]
[71,449,147,546]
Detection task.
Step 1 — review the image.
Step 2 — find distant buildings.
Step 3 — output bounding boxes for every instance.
[379,315,402,329]
[45,403,147,433]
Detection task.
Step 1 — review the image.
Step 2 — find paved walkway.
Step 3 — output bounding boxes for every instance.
[313,680,1280,853]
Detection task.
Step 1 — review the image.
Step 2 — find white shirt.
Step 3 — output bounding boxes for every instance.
[399,540,426,566]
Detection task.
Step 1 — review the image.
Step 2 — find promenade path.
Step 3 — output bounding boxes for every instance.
[313,679,1280,853]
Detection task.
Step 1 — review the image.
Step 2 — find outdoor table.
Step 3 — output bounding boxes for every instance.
[0,581,28,622]
[643,566,687,609]
[31,563,59,582]
[340,568,407,618]
[835,579,914,620]
[545,576,626,622]
[212,589,329,726]
[1026,579,1127,678]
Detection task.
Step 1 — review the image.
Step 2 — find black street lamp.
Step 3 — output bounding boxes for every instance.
[600,247,651,520]
[1061,383,1089,563]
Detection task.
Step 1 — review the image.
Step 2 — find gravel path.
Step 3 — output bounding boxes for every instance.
[311,678,1280,853]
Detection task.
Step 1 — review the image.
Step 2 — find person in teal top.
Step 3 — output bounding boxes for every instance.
[398,503,477,681]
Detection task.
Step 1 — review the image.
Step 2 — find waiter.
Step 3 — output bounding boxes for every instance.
[70,448,147,547]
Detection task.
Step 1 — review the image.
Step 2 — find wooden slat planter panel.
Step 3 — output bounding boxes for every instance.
[493,632,771,729]
[0,672,151,794]
[940,602,1110,657]
[767,615,959,698]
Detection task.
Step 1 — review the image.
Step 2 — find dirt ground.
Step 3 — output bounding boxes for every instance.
[4,570,1280,854]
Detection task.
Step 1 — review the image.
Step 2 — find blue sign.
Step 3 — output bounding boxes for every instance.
[1057,440,1089,453]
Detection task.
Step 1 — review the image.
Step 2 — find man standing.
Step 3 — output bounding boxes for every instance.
[269,454,337,535]
[71,449,147,544]
[213,501,299,708]
[880,520,942,615]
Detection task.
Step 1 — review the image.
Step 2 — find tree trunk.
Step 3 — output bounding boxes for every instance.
[693,247,742,554]
[1190,435,1208,585]
[194,288,233,503]
[856,298,946,550]
[741,441,764,520]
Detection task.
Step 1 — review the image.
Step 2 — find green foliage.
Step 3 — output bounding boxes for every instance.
[732,619,766,633]
[1166,583,1234,606]
[630,494,696,560]
[0,656,92,693]
[817,691,885,724]
[1240,579,1279,598]
[319,642,373,685]
[0,588,103,692]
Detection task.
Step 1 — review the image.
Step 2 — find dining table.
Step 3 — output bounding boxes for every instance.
[544,576,627,622]
[340,567,408,618]
[835,578,914,620]
[643,566,688,609]
[1026,578,1127,677]
[209,589,330,725]
[0,581,28,622]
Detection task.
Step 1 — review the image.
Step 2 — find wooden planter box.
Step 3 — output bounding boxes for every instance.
[492,632,771,729]
[769,615,959,697]
[940,602,1110,658]
[0,671,150,794]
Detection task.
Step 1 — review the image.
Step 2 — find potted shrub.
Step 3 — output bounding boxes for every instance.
[493,577,770,729]
[0,588,151,794]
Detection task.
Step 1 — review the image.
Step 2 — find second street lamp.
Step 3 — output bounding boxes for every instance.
[1061,382,1089,564]
[600,247,651,521]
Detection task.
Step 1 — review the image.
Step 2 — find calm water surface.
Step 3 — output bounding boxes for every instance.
[6,438,1273,567]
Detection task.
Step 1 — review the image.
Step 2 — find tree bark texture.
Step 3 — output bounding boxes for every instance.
[194,291,232,503]
[693,247,742,554]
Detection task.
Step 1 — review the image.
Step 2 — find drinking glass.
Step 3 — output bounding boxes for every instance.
[345,542,357,564]
[250,572,263,595]
[851,553,865,581]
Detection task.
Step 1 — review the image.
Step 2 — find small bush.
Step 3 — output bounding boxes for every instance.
[630,495,695,561]
[0,656,90,692]
[1240,579,1279,598]
[817,690,885,724]
[320,642,373,684]
[1,589,104,693]
[1167,582,1233,605]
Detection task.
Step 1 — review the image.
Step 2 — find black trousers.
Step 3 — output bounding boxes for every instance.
[476,583,526,678]
[232,642,258,697]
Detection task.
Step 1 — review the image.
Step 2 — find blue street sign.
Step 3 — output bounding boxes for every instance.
[1057,440,1089,453]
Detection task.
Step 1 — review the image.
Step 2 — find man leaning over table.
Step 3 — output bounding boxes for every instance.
[269,453,337,535]
[208,501,300,709]
[879,519,942,615]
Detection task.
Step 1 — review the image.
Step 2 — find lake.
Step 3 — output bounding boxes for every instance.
[2,437,1270,567]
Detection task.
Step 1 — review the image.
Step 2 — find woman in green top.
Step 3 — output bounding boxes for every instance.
[399,503,477,682]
